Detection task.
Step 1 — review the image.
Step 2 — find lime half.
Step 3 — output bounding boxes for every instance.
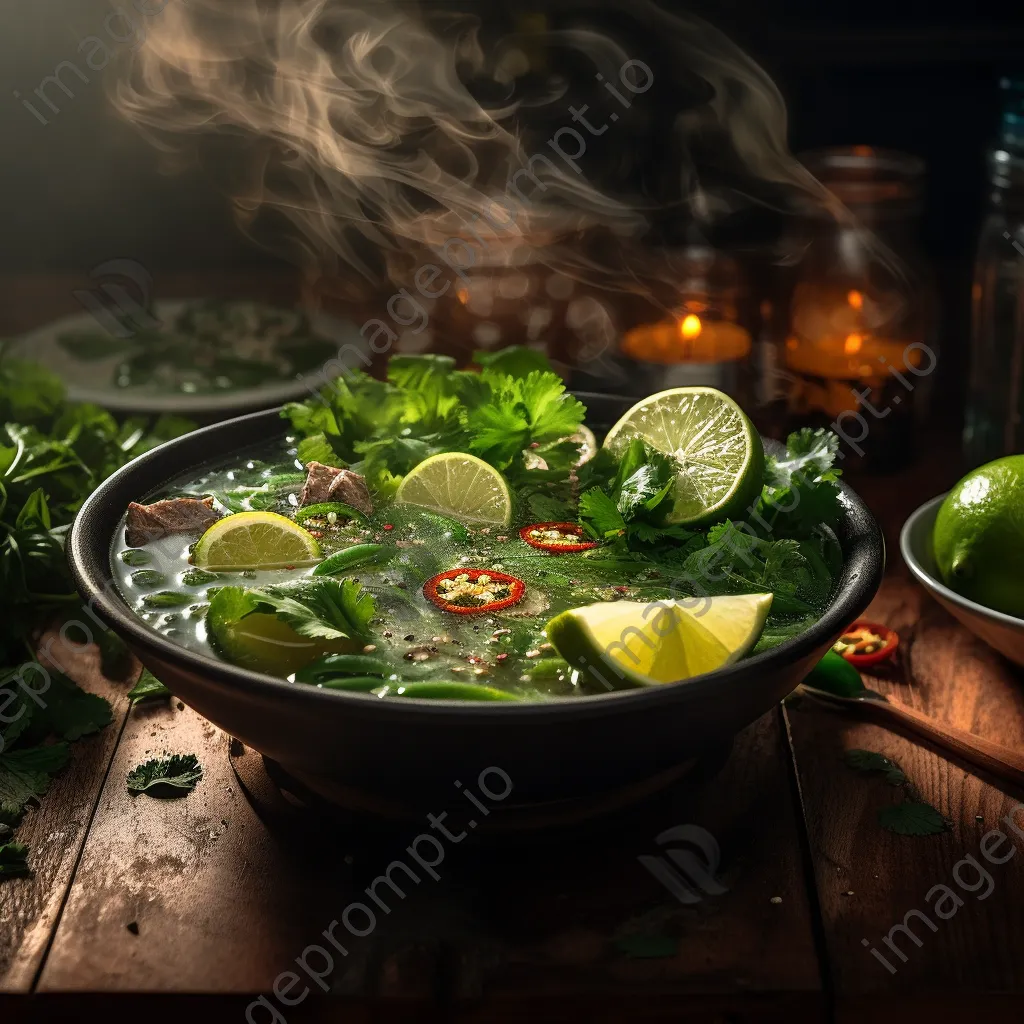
[395,453,512,527]
[193,511,321,571]
[546,594,772,689]
[603,387,764,527]
[933,454,1024,617]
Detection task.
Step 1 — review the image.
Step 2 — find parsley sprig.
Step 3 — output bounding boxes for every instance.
[0,353,194,878]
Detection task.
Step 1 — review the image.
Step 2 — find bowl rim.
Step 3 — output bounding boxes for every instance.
[900,493,1024,629]
[68,402,886,719]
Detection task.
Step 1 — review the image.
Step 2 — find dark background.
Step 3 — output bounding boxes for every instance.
[2,0,1022,410]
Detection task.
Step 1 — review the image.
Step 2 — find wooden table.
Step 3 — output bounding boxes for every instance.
[3,449,1024,1024]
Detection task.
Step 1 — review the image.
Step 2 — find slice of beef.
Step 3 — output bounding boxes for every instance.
[326,470,373,517]
[125,496,221,547]
[299,461,373,516]
[299,461,342,506]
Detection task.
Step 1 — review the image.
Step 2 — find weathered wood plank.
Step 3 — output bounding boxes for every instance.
[446,709,825,1023]
[786,577,1024,1022]
[0,634,135,993]
[40,697,825,1021]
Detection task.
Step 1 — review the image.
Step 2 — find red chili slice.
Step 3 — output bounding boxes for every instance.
[519,522,599,554]
[424,568,527,615]
[833,620,899,667]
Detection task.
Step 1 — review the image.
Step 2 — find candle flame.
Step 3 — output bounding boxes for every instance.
[844,332,863,354]
[680,314,703,340]
[456,287,470,305]
[847,290,864,310]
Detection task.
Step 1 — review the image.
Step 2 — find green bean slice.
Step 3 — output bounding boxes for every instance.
[312,543,391,576]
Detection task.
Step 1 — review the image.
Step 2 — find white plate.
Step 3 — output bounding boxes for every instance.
[8,299,360,415]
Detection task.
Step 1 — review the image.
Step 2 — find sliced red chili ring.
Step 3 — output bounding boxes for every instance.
[833,620,899,667]
[519,521,599,553]
[423,568,527,615]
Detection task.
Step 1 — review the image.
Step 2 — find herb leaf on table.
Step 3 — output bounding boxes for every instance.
[0,841,30,878]
[878,802,948,837]
[128,669,173,704]
[127,754,203,798]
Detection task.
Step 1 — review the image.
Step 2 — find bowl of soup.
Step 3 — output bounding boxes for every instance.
[68,385,883,813]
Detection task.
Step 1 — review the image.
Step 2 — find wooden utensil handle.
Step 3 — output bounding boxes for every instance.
[866,697,1024,790]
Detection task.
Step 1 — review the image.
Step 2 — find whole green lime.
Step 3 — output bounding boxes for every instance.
[933,455,1024,617]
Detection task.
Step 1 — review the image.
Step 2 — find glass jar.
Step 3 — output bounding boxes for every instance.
[964,79,1024,466]
[783,147,937,471]
[618,245,755,405]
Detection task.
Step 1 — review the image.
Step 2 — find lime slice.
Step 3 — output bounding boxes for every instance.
[394,453,512,527]
[193,511,321,571]
[603,387,764,527]
[546,594,772,689]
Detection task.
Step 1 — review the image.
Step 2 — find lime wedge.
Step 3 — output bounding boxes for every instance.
[603,387,764,526]
[193,511,321,571]
[395,453,512,527]
[546,594,772,689]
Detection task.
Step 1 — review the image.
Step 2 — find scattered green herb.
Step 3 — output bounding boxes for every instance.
[127,754,203,797]
[0,841,30,878]
[127,669,172,704]
[844,749,907,786]
[842,748,947,836]
[0,353,193,876]
[878,802,948,837]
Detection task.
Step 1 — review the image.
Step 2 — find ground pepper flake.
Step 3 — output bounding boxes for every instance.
[424,568,526,615]
[519,522,599,554]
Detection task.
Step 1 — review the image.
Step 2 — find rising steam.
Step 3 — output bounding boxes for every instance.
[112,0,849,291]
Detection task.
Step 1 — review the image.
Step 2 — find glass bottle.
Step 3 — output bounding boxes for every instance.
[964,78,1024,466]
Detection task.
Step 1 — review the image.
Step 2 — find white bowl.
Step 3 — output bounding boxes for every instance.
[900,494,1024,667]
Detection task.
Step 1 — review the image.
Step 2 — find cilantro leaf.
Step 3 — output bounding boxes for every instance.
[528,493,572,522]
[758,428,842,536]
[128,669,172,704]
[0,742,70,818]
[472,347,552,378]
[296,433,342,468]
[252,579,376,642]
[0,841,29,878]
[878,802,948,836]
[844,749,907,786]
[465,371,585,470]
[20,671,113,742]
[578,488,627,538]
[127,754,203,798]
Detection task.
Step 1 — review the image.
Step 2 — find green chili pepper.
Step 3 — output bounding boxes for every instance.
[389,681,520,701]
[312,543,391,576]
[295,653,391,684]
[131,570,167,588]
[320,676,390,693]
[420,513,470,543]
[141,591,192,609]
[295,502,369,526]
[522,657,571,681]
[803,649,865,697]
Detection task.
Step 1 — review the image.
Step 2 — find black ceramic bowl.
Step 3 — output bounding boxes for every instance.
[69,395,884,815]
